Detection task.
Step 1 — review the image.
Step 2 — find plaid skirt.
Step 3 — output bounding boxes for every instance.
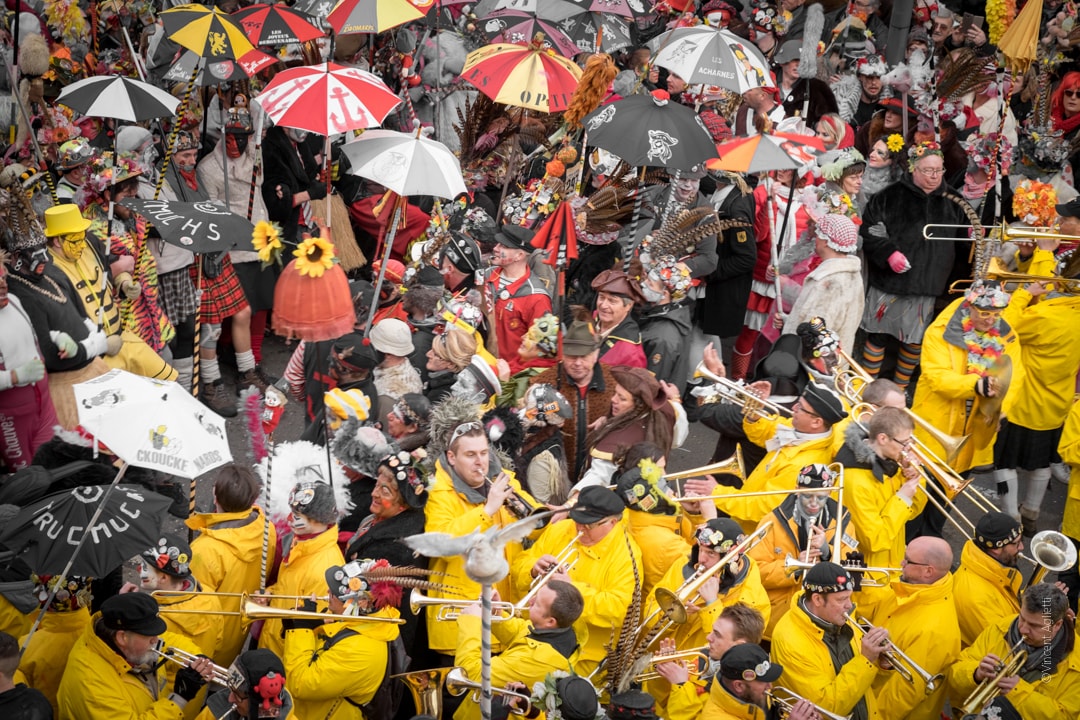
[191,256,249,325]
[158,269,198,326]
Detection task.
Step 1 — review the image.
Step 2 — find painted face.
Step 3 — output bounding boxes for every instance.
[289,512,315,535]
[138,558,169,591]
[60,231,88,261]
[797,492,828,516]
[673,176,701,204]
[13,247,49,278]
[173,149,198,173]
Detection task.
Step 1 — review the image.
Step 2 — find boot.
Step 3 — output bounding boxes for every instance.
[238,367,270,393]
[730,350,753,381]
[1020,506,1040,537]
[201,380,238,418]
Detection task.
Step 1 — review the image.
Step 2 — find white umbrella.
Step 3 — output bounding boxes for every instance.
[649,26,773,93]
[73,369,231,480]
[56,76,181,122]
[341,129,467,199]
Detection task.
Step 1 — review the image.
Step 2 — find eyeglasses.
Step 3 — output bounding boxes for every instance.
[792,402,821,418]
[902,557,929,566]
[888,435,914,449]
[971,308,1003,320]
[1065,89,1080,98]
[578,517,614,531]
[916,167,946,176]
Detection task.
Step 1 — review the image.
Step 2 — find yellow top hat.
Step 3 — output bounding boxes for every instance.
[44,204,93,238]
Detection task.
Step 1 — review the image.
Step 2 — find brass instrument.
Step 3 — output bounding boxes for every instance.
[516,532,582,611]
[959,639,1028,716]
[949,257,1080,294]
[924,219,1080,246]
[153,646,231,686]
[393,667,451,719]
[1024,530,1079,590]
[672,485,841,504]
[843,613,944,694]
[783,556,899,588]
[151,590,328,603]
[158,598,405,624]
[692,362,793,418]
[503,487,549,523]
[633,646,710,682]
[663,447,745,495]
[767,687,851,720]
[409,588,517,622]
[445,666,532,715]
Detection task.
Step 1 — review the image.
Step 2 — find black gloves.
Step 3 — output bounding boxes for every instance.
[307,181,328,201]
[173,664,208,701]
[976,376,994,397]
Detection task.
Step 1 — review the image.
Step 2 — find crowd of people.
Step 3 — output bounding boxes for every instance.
[2,0,1080,718]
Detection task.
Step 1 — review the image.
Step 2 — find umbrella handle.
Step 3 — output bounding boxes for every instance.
[20,462,131,655]
[365,204,403,332]
[155,59,202,200]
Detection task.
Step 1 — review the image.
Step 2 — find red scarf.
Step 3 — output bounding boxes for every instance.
[1053,107,1080,136]
[178,167,199,192]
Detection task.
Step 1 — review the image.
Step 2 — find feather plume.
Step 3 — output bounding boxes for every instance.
[355,565,442,579]
[257,440,351,523]
[643,206,747,263]
[936,49,994,101]
[241,387,267,463]
[604,528,643,698]
[798,3,825,80]
[565,53,618,129]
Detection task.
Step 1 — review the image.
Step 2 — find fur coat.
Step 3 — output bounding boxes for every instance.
[782,255,865,351]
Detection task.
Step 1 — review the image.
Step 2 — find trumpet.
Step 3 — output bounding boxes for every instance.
[843,613,944,694]
[663,446,745,495]
[959,639,1028,716]
[633,646,710,682]
[153,645,232,686]
[692,362,793,418]
[1024,530,1079,590]
[767,687,851,720]
[783,556,899,588]
[392,668,451,719]
[408,588,518,622]
[445,666,532,715]
[517,532,582,610]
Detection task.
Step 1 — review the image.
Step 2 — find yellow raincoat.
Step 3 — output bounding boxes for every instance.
[187,506,278,665]
[626,510,692,598]
[868,574,960,720]
[18,605,91,716]
[712,416,836,532]
[771,593,882,719]
[912,295,1025,472]
[946,614,1080,720]
[0,593,34,639]
[844,463,926,569]
[156,585,224,662]
[512,518,642,678]
[259,528,344,659]
[57,618,197,720]
[283,606,400,720]
[424,458,537,654]
[747,499,856,639]
[952,539,1022,648]
[665,679,710,720]
[701,677,770,720]
[1060,398,1080,541]
[453,614,579,720]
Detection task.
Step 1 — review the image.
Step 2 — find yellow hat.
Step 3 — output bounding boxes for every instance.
[324,388,371,431]
[44,204,92,238]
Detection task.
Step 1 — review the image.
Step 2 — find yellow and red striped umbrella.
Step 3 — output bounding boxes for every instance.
[327,0,425,34]
[461,35,582,113]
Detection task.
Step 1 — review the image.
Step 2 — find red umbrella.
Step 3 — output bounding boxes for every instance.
[461,35,583,113]
[253,62,402,135]
[232,3,325,45]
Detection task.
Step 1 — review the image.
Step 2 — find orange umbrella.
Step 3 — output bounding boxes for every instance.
[706,133,824,173]
[998,0,1044,75]
[461,34,582,113]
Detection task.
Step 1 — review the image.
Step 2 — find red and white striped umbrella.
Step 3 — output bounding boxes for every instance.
[253,62,402,135]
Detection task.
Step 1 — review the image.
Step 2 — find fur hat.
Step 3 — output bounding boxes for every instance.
[332,419,396,479]
[482,406,525,459]
[258,441,351,524]
[855,54,888,76]
[428,394,482,459]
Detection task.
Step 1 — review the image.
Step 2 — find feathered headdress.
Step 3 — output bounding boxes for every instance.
[257,441,352,524]
[639,206,743,266]
[326,558,447,614]
[331,419,397,479]
[428,394,482,459]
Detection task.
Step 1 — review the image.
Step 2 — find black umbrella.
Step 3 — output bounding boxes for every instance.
[580,93,719,170]
[0,483,172,577]
[120,199,257,254]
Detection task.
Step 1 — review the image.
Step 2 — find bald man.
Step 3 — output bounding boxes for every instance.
[869,537,960,720]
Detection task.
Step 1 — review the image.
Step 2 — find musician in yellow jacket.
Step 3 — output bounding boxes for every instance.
[747,463,856,638]
[771,562,888,720]
[454,580,583,720]
[283,562,401,720]
[952,511,1025,647]
[834,407,926,570]
[197,649,300,720]
[947,583,1080,720]
[711,382,847,532]
[425,421,540,656]
[700,644,784,720]
[187,463,277,666]
[868,536,960,720]
[513,486,642,680]
[1059,396,1080,610]
[259,481,345,659]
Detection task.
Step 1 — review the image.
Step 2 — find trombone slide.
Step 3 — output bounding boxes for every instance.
[843,614,943,694]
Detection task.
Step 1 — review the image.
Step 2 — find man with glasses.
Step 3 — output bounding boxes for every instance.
[953,511,1025,648]
[867,536,959,720]
[835,407,925,570]
[513,486,642,680]
[860,141,970,392]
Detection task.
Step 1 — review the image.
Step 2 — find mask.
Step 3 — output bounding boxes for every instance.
[140,144,159,169]
[176,161,196,174]
[286,128,309,143]
[641,283,664,303]
[13,248,48,278]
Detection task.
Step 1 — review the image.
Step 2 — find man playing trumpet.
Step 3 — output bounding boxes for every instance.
[947,583,1080,719]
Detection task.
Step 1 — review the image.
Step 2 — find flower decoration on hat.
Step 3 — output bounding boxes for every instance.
[906,140,943,172]
[818,148,866,184]
[962,132,1012,180]
[293,235,337,278]
[36,105,81,146]
[1012,179,1057,228]
[385,450,431,498]
[32,573,93,612]
[252,221,284,269]
[965,280,1011,311]
[886,134,905,153]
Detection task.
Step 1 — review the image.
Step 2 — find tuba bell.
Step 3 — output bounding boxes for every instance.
[392,668,451,720]
[1024,530,1079,590]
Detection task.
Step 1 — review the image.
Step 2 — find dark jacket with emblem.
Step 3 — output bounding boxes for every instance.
[531,362,617,481]
[696,184,757,338]
[640,298,692,389]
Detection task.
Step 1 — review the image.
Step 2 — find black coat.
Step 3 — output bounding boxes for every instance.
[696,186,757,337]
[861,175,968,298]
[261,127,325,244]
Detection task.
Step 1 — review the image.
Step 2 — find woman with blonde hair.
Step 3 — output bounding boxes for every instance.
[425,327,500,406]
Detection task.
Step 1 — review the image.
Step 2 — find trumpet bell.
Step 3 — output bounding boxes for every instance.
[653,587,689,625]
[392,668,451,719]
[664,446,745,489]
[1030,530,1079,573]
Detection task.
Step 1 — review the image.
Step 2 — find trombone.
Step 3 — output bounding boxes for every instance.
[151,590,330,603]
[692,362,793,419]
[445,666,532,715]
[949,256,1080,294]
[517,532,582,611]
[924,219,1080,246]
[409,588,517,622]
[633,646,710,682]
[158,598,405,624]
[959,639,1028,716]
[783,556,899,588]
[767,687,851,720]
[153,645,231,686]
[663,446,745,495]
[843,613,944,694]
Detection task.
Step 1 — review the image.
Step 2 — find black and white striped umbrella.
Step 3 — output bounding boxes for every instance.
[57,76,181,123]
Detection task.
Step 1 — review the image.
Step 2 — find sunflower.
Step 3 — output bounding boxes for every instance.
[886,134,905,153]
[251,220,283,266]
[293,235,336,277]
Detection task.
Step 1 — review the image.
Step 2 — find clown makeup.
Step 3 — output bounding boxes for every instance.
[138,558,168,591]
[289,512,315,535]
[60,232,88,262]
[797,492,828,517]
[673,176,700,204]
